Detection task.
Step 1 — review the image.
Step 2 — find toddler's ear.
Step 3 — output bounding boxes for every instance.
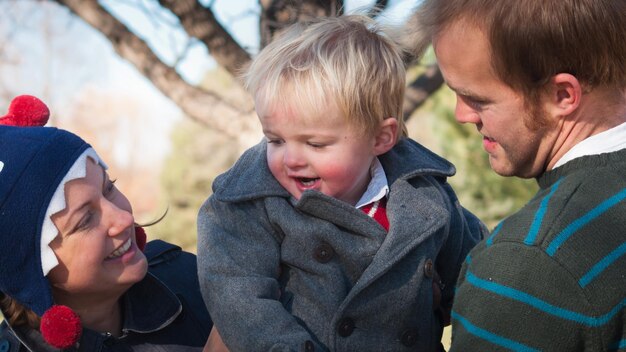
[373,117,398,155]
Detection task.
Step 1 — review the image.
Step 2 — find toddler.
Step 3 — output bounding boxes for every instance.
[198,15,485,352]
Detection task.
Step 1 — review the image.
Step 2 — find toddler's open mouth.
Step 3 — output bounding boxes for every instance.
[297,177,319,187]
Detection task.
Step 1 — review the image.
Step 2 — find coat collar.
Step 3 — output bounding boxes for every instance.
[121,272,182,334]
[212,138,456,203]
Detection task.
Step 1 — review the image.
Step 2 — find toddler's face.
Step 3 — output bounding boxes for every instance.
[257,99,378,206]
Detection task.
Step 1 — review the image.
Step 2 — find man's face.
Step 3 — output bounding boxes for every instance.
[434,21,557,178]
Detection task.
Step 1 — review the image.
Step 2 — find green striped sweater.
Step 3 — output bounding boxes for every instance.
[450,148,626,351]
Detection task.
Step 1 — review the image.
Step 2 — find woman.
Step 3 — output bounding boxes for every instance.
[0,95,212,351]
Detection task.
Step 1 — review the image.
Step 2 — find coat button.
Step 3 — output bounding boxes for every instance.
[424,258,434,278]
[304,340,315,352]
[337,317,355,337]
[313,243,334,263]
[0,340,9,352]
[400,328,419,347]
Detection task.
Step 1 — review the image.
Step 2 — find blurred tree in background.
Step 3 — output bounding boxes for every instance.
[153,67,241,250]
[154,50,536,251]
[0,1,537,251]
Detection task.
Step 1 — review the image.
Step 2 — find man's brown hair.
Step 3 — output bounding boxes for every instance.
[410,0,626,109]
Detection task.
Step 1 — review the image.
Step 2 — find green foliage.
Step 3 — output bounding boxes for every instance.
[151,119,238,252]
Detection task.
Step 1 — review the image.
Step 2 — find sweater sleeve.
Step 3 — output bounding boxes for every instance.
[449,241,600,352]
[197,196,325,352]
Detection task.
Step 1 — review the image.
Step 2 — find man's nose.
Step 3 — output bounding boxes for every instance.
[454,99,481,125]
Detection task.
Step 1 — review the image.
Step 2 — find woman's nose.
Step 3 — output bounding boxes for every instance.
[104,200,134,237]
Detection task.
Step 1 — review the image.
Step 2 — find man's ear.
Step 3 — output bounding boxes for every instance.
[373,118,399,156]
[546,73,582,117]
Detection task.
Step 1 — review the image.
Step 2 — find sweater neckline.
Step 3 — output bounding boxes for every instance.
[537,148,626,189]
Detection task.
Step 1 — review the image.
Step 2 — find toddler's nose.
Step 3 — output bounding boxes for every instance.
[283,146,306,169]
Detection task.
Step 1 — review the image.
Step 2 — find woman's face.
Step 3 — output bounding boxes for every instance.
[47,158,147,303]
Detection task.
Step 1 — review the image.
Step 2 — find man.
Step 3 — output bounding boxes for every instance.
[410,0,626,350]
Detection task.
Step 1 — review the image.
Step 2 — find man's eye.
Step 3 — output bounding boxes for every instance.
[461,95,486,110]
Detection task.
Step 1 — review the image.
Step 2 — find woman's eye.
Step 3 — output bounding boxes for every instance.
[105,179,116,196]
[307,142,325,148]
[74,211,94,233]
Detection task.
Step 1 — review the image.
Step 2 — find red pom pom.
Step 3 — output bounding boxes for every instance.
[135,226,147,252]
[40,305,82,349]
[0,95,50,127]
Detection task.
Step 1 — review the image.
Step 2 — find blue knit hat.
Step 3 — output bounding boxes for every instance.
[0,96,105,348]
[0,125,91,315]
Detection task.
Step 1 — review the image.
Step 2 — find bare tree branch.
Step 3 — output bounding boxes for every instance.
[156,0,251,76]
[367,0,389,17]
[51,0,256,137]
[259,0,344,48]
[51,0,441,134]
[403,64,444,121]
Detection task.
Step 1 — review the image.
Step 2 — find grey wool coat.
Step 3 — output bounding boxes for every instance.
[197,138,485,352]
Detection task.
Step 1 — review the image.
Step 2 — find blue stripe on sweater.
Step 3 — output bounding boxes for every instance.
[451,311,540,352]
[466,271,626,326]
[547,188,626,256]
[609,339,626,351]
[579,241,626,287]
[486,223,502,247]
[524,179,562,246]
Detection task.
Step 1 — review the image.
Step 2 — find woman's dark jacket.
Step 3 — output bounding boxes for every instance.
[0,240,212,352]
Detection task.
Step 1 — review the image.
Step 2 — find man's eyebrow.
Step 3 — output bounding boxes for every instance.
[448,84,490,102]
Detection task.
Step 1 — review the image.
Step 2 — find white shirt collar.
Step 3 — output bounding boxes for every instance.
[355,157,389,209]
[553,121,626,169]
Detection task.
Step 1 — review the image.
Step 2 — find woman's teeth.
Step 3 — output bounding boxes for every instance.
[107,239,131,259]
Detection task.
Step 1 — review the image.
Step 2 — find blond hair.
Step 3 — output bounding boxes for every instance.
[243,15,407,139]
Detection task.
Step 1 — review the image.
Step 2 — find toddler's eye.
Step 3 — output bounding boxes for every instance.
[266,138,283,145]
[307,142,325,148]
